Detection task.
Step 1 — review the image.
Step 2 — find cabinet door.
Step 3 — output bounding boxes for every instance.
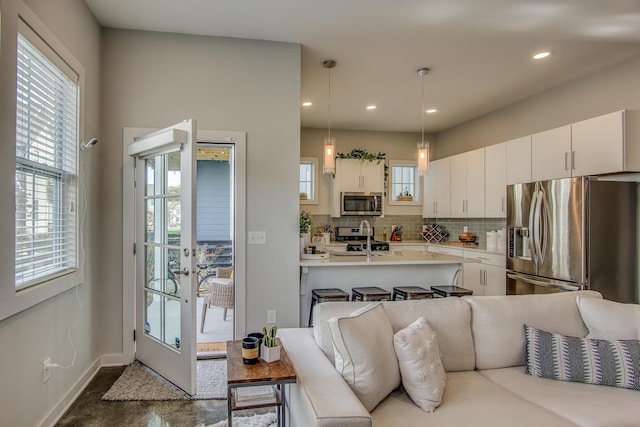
[462,262,485,296]
[436,158,451,217]
[571,110,624,177]
[531,125,571,181]
[360,161,384,193]
[506,136,532,185]
[466,148,485,217]
[423,160,438,217]
[484,264,506,296]
[337,159,363,192]
[450,154,467,218]
[485,143,506,218]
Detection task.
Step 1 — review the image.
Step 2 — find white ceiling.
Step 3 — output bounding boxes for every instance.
[84,0,640,133]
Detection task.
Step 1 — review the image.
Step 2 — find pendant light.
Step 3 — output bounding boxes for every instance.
[323,60,336,175]
[417,67,430,176]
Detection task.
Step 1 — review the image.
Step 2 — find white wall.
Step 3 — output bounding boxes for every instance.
[301,127,432,216]
[436,54,640,157]
[0,1,102,426]
[99,30,301,356]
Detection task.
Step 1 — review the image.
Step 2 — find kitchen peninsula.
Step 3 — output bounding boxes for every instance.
[299,250,472,327]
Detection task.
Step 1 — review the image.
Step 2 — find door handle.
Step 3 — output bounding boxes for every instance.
[177,267,190,276]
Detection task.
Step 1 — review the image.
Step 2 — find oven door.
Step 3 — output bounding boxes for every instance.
[506,271,583,295]
[341,192,382,216]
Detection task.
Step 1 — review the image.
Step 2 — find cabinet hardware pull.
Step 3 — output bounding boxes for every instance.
[564,152,568,171]
[479,270,483,285]
[571,151,575,170]
[502,197,505,212]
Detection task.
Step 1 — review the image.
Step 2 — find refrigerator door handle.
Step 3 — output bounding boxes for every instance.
[534,190,544,265]
[528,190,538,263]
[507,272,582,291]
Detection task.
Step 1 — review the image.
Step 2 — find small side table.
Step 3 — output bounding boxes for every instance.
[392,286,434,300]
[226,339,297,427]
[430,285,473,297]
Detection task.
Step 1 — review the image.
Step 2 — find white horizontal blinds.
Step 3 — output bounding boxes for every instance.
[15,32,79,289]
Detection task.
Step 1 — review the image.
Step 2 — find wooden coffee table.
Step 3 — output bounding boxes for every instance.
[226,339,297,426]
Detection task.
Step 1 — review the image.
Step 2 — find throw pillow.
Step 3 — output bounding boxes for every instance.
[576,296,640,340]
[393,317,446,412]
[524,324,640,390]
[327,303,400,411]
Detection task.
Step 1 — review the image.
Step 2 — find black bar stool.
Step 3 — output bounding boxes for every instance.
[430,285,473,298]
[351,286,391,302]
[392,286,434,301]
[309,288,350,327]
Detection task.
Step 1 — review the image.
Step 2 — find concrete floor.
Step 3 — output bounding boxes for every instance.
[55,366,229,427]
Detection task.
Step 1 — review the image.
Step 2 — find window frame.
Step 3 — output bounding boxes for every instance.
[0,2,86,321]
[388,160,421,206]
[299,157,318,205]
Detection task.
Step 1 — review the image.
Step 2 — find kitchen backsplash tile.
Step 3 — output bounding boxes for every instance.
[423,218,507,246]
[310,214,425,241]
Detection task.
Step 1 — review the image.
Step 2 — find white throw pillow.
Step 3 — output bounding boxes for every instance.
[576,296,640,340]
[327,303,400,411]
[393,317,446,412]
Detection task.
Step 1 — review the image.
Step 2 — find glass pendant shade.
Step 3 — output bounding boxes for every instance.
[417,141,429,176]
[323,137,336,174]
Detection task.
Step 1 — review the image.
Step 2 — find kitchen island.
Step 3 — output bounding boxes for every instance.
[299,250,473,327]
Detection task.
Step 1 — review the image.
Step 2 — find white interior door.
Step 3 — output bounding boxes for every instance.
[128,119,197,394]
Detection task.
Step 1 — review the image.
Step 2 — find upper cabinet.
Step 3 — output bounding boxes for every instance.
[531,125,571,181]
[505,136,532,185]
[423,157,451,218]
[484,143,507,218]
[335,158,384,193]
[571,110,640,176]
[450,148,484,218]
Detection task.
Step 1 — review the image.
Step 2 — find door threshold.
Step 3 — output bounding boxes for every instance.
[197,351,227,360]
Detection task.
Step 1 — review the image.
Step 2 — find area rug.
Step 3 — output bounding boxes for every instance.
[208,412,277,427]
[102,359,226,401]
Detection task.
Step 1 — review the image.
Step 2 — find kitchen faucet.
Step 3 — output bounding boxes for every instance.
[359,219,372,261]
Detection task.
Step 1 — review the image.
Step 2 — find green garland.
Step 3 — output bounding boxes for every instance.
[336,148,388,195]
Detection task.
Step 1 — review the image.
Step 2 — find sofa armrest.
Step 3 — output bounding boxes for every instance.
[279,328,372,427]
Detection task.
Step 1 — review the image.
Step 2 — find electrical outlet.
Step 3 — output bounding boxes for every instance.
[267,310,276,324]
[43,357,52,383]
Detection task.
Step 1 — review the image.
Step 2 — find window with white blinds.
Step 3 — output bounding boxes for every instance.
[15,32,79,289]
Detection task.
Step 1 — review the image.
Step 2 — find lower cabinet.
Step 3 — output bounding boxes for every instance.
[462,251,506,296]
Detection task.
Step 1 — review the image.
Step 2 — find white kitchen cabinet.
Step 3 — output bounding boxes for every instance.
[462,251,505,296]
[422,157,451,218]
[336,158,384,193]
[450,148,484,218]
[531,125,571,181]
[484,143,506,218]
[505,135,532,185]
[571,110,640,176]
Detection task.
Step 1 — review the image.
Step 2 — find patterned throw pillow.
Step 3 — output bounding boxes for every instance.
[524,325,640,390]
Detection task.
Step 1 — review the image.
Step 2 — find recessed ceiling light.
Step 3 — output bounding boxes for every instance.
[302,101,312,107]
[426,108,438,114]
[532,50,552,60]
[366,105,377,110]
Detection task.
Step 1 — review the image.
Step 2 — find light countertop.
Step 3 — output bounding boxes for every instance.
[299,250,473,267]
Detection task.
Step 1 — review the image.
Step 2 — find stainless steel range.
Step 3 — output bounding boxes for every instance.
[334,226,390,251]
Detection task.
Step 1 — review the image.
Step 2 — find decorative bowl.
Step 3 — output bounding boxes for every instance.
[458,232,477,243]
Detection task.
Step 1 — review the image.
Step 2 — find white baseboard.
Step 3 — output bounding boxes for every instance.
[101,353,127,367]
[38,356,101,427]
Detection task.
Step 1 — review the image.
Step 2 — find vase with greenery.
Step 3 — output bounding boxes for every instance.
[261,324,280,362]
[299,210,312,254]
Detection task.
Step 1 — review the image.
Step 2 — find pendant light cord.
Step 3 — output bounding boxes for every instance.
[328,66,332,140]
[421,72,425,144]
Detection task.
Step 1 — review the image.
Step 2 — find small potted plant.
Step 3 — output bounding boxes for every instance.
[261,324,280,363]
[397,188,413,201]
[299,210,312,253]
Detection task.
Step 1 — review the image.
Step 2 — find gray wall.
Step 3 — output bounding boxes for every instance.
[436,55,640,157]
[197,160,231,241]
[0,1,102,426]
[99,30,301,357]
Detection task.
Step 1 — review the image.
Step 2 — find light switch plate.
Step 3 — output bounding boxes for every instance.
[248,231,267,245]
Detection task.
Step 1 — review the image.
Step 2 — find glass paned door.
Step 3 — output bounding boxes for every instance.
[129,120,197,395]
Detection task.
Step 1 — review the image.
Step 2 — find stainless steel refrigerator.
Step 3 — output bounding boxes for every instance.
[506,177,638,303]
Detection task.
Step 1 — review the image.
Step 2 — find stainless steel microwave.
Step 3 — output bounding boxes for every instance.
[341,192,383,216]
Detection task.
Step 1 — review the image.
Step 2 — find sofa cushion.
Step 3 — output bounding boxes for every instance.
[576,296,640,340]
[371,371,574,427]
[481,366,640,427]
[314,298,475,371]
[462,290,601,370]
[327,303,401,411]
[393,317,446,412]
[524,324,640,390]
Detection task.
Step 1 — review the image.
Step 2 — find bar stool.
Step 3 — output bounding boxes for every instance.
[430,285,473,298]
[392,286,434,301]
[309,288,350,327]
[351,286,391,302]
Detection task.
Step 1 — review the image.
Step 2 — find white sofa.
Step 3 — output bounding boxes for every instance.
[278,291,640,427]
